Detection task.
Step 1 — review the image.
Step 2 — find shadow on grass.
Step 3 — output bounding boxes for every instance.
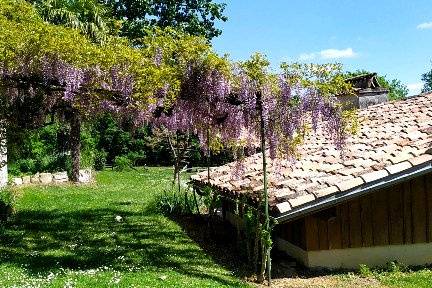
[0,208,244,286]
[173,214,356,282]
[174,215,255,281]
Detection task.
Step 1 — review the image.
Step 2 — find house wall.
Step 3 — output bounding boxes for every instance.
[276,237,432,269]
[276,172,432,268]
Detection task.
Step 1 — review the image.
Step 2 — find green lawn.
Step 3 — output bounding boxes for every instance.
[0,168,249,288]
[1,168,431,288]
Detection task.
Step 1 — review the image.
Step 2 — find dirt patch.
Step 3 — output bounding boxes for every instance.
[256,275,385,288]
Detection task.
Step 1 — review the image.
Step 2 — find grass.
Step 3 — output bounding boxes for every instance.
[1,168,431,288]
[370,267,432,288]
[0,168,249,288]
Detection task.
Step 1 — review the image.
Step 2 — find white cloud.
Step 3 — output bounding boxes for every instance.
[417,22,432,30]
[320,48,357,59]
[407,82,423,95]
[298,53,316,61]
[298,48,357,61]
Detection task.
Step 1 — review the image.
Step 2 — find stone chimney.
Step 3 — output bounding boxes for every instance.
[339,73,389,109]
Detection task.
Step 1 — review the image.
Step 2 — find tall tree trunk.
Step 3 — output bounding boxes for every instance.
[0,118,7,188]
[257,91,271,286]
[70,110,81,182]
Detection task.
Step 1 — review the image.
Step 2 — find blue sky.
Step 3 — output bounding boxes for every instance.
[212,1,432,95]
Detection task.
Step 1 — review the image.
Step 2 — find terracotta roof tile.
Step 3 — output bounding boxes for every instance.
[313,185,340,198]
[408,154,432,166]
[276,202,291,213]
[385,161,413,174]
[288,194,316,208]
[359,169,389,183]
[335,177,364,192]
[191,94,432,215]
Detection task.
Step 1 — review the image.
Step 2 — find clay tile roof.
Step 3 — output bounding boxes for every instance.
[191,94,432,217]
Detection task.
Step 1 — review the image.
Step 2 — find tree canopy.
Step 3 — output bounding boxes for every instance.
[100,0,228,43]
[421,65,432,93]
[0,0,216,180]
[29,0,113,43]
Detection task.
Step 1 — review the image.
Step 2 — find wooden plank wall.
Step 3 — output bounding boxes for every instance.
[279,173,432,251]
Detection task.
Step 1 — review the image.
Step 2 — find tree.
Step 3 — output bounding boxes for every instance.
[30,0,114,43]
[0,0,148,181]
[2,0,217,183]
[386,78,409,99]
[421,66,432,93]
[101,0,228,43]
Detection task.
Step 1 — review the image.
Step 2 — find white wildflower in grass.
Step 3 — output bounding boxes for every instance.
[115,215,123,222]
[64,279,76,288]
[46,272,56,281]
[159,275,168,281]
[109,272,122,285]
[86,269,98,275]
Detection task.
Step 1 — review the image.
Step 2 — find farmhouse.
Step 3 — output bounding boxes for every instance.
[191,93,432,269]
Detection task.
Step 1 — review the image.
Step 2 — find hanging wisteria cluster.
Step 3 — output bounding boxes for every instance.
[230,60,349,162]
[151,53,351,168]
[152,58,244,152]
[0,56,136,120]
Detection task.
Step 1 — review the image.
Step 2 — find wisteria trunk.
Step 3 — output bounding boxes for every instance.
[207,128,211,181]
[257,92,271,286]
[70,111,81,183]
[0,118,7,188]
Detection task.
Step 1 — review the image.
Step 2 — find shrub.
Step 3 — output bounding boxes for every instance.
[94,150,108,171]
[359,264,373,277]
[35,154,70,173]
[16,159,36,174]
[126,151,146,166]
[0,188,14,222]
[155,188,198,216]
[7,164,20,176]
[113,156,132,171]
[35,155,55,172]
[386,261,406,273]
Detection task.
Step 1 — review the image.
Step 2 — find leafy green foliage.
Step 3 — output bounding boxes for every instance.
[0,188,13,207]
[384,78,409,100]
[101,0,228,42]
[421,65,432,93]
[30,0,113,43]
[7,122,96,175]
[0,0,191,116]
[93,150,107,171]
[0,187,14,221]
[154,187,198,216]
[113,155,132,171]
[359,264,373,277]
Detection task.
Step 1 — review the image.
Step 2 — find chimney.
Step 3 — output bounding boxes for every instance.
[339,73,389,109]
